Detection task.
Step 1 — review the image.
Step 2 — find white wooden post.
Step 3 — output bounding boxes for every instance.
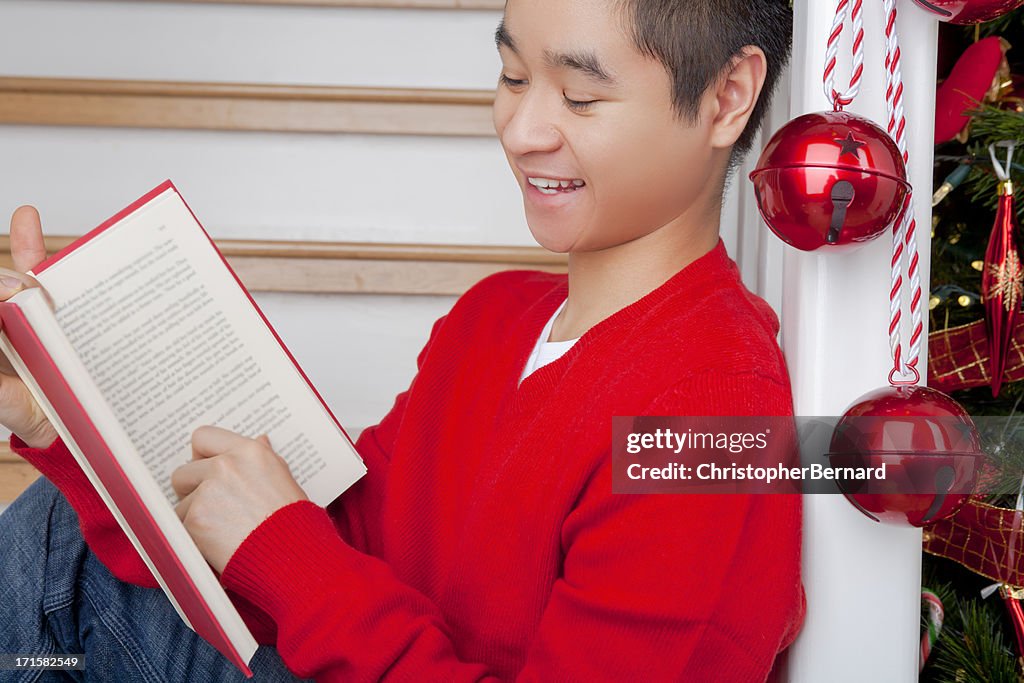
[779,1,938,680]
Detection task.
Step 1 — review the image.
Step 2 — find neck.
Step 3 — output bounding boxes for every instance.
[549,205,722,342]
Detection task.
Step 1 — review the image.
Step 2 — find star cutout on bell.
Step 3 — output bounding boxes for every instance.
[837,132,867,160]
[949,417,982,447]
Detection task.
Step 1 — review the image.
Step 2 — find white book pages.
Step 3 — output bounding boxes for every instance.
[31,186,365,507]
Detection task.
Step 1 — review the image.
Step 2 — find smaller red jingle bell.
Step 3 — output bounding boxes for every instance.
[827,385,983,527]
[911,0,1024,24]
[749,111,911,251]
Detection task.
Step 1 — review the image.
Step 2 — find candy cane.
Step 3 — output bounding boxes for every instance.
[920,589,945,670]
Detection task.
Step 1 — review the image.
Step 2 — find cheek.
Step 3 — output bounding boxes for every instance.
[492,92,513,139]
[586,135,702,237]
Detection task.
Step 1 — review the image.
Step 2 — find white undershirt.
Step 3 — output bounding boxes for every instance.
[519,298,580,383]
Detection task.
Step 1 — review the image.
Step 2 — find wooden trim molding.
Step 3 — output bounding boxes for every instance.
[0,77,497,137]
[0,237,567,296]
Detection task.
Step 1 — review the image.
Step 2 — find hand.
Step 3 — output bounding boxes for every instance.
[0,207,58,448]
[172,426,309,574]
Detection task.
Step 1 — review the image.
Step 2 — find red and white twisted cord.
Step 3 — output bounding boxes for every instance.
[822,0,865,109]
[882,0,923,382]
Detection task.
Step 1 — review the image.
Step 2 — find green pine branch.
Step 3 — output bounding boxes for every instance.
[975,11,1024,39]
[924,14,1024,682]
[962,104,1024,224]
[930,597,1020,682]
[977,414,1024,508]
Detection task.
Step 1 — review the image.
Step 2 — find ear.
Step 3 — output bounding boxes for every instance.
[707,47,768,150]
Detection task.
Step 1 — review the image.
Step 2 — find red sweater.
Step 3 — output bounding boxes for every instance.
[14,239,804,682]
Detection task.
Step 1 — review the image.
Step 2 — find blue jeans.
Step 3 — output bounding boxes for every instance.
[0,477,306,682]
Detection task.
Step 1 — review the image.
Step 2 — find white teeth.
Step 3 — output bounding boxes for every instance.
[528,176,585,189]
[537,187,559,195]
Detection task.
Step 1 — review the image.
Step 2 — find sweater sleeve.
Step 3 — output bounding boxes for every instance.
[218,369,805,682]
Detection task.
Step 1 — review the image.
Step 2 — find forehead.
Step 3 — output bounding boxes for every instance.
[497,0,679,107]
[497,0,639,72]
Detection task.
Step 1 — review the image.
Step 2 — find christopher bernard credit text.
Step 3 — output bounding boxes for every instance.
[626,462,888,483]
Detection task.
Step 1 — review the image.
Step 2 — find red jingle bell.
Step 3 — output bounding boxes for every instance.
[911,0,1024,24]
[749,111,911,251]
[827,385,983,527]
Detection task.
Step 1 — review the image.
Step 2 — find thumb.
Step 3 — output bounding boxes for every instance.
[256,434,272,448]
[0,267,49,310]
[10,205,47,273]
[0,267,29,300]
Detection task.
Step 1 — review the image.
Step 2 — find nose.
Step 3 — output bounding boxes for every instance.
[495,89,563,159]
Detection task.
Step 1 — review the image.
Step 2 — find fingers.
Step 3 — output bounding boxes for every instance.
[191,425,268,460]
[0,351,16,376]
[0,267,53,312]
[10,206,47,273]
[0,370,57,448]
[174,488,195,522]
[0,267,38,301]
[171,458,217,500]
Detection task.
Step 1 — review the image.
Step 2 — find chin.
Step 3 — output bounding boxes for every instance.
[524,214,585,253]
[526,227,575,254]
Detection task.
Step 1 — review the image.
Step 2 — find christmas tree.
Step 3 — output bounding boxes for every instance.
[923,8,1024,680]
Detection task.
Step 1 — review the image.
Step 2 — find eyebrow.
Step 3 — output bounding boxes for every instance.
[494,20,619,88]
[545,48,618,87]
[494,20,518,53]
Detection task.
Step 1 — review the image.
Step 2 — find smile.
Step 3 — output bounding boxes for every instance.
[528,177,586,195]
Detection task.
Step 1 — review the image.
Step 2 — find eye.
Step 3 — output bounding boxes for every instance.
[499,74,528,88]
[563,95,597,112]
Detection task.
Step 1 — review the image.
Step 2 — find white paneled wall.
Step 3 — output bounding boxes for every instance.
[0,1,503,88]
[0,126,528,245]
[0,0,772,433]
[249,292,457,431]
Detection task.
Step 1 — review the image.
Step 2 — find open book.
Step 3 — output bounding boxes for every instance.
[0,181,367,677]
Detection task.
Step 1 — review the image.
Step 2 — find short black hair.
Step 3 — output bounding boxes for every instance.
[616,0,793,170]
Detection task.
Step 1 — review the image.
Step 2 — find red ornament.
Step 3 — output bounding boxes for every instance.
[982,180,1023,397]
[934,37,1009,144]
[982,143,1023,397]
[1001,588,1024,664]
[828,385,983,527]
[911,0,1024,24]
[749,111,911,251]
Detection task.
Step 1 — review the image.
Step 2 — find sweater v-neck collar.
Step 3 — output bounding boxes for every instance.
[508,239,733,408]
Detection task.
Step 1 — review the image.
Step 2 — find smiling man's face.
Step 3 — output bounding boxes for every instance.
[492,0,723,254]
